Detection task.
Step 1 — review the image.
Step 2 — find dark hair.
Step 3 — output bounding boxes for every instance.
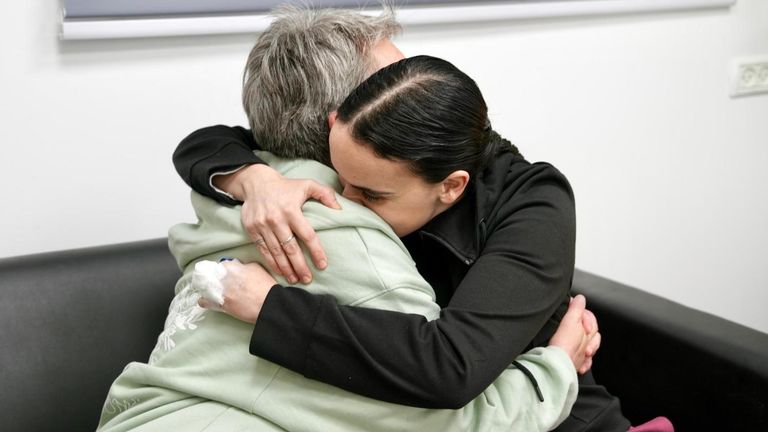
[336,55,519,183]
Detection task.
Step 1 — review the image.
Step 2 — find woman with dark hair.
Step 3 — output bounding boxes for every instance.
[177,52,668,430]
[201,55,641,431]
[329,55,521,239]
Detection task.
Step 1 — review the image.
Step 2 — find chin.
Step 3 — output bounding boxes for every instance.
[394,227,415,238]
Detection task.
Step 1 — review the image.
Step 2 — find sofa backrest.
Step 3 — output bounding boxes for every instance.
[573,270,768,431]
[0,239,179,432]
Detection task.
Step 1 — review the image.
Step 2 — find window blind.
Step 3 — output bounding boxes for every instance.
[60,0,735,40]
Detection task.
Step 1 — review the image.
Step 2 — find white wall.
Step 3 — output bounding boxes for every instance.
[2,1,766,333]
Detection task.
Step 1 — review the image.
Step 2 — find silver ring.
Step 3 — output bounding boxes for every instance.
[280,234,295,246]
[254,238,266,247]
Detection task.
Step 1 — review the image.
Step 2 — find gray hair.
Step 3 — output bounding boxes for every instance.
[242,6,400,165]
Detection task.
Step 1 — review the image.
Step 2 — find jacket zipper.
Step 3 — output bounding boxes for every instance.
[478,218,487,252]
[420,231,475,266]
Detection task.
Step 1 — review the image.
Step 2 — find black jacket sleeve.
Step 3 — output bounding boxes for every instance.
[172,125,263,205]
[249,163,576,409]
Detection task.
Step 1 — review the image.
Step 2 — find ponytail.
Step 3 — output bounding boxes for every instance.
[481,127,522,170]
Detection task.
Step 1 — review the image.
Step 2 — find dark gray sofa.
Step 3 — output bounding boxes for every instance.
[1,238,767,431]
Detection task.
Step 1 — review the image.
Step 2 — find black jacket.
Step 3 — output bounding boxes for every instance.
[173,125,630,431]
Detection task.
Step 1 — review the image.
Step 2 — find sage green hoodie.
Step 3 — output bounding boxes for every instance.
[97,151,577,432]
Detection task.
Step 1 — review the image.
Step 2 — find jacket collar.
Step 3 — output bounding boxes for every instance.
[417,182,479,265]
[415,151,517,265]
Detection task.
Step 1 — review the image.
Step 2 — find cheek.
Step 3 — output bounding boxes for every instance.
[374,201,427,237]
[364,203,404,234]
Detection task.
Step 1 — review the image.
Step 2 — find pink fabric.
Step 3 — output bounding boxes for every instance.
[629,416,674,432]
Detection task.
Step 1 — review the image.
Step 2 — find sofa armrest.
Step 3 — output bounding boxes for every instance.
[572,269,768,431]
[0,239,179,432]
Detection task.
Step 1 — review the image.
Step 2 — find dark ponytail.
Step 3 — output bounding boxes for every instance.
[336,55,520,183]
[484,128,522,168]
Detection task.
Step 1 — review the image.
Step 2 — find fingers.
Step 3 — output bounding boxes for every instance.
[275,226,312,284]
[586,331,602,358]
[241,202,320,285]
[238,177,333,285]
[289,213,327,272]
[570,294,587,311]
[242,206,300,283]
[242,203,282,276]
[306,181,341,210]
[578,356,593,375]
[261,229,298,284]
[581,306,600,357]
[248,232,281,277]
[579,331,600,374]
[561,294,586,326]
[583,308,598,335]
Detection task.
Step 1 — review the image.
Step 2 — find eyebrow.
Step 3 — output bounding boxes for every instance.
[349,183,394,197]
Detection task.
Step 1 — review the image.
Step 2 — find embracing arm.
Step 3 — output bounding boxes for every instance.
[207,201,588,430]
[173,127,339,282]
[482,346,578,431]
[172,125,262,205]
[250,163,577,408]
[204,209,590,431]
[470,310,587,432]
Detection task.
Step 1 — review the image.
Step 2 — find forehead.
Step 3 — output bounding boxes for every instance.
[370,39,405,71]
[329,123,413,191]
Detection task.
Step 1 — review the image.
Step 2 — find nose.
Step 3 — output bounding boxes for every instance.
[342,184,364,205]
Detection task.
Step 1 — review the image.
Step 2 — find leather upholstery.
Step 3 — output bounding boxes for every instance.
[1,238,766,431]
[573,271,768,431]
[0,239,178,432]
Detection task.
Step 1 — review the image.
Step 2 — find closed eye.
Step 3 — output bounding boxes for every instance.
[361,189,383,202]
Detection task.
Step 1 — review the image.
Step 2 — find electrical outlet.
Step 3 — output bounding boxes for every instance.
[731,57,768,97]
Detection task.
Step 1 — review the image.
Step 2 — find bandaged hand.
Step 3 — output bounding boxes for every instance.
[191,260,229,309]
[195,260,277,324]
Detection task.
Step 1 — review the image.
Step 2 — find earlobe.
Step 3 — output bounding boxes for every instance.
[328,111,338,129]
[439,171,470,204]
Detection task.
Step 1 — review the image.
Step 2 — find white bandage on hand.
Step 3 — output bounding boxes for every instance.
[191,260,231,309]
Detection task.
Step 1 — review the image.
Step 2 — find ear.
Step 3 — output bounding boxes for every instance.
[328,111,338,129]
[438,170,470,205]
